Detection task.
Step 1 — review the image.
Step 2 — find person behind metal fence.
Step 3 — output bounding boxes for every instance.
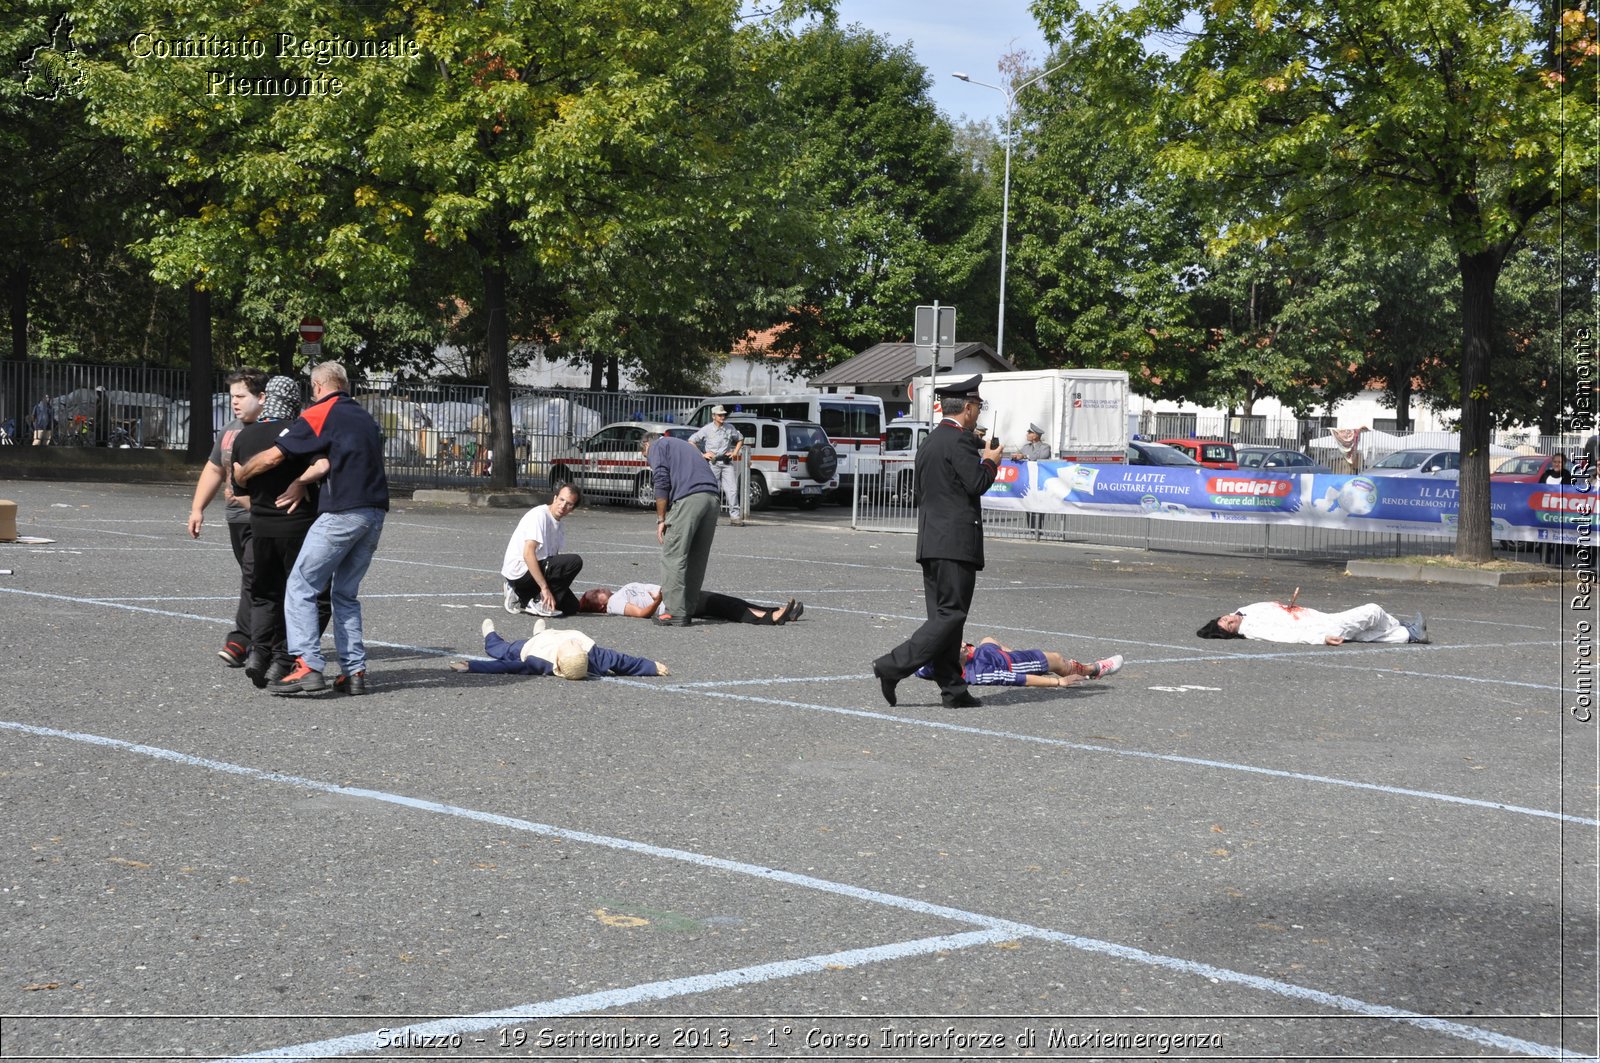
[30,395,55,446]
[500,484,583,617]
[187,367,268,670]
[233,360,389,695]
[688,405,745,526]
[641,430,721,626]
[1012,423,1051,538]
[872,375,1002,709]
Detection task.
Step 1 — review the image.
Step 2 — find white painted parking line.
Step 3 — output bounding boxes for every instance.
[1,720,1575,1063]
[2,587,1582,826]
[605,679,1596,827]
[206,930,1015,1062]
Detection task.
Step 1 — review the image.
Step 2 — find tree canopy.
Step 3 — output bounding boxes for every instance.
[1035,0,1598,558]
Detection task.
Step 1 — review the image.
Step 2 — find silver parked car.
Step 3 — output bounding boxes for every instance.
[1235,445,1333,474]
[1366,448,1461,478]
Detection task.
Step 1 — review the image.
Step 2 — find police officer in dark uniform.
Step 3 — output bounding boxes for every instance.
[872,375,1002,708]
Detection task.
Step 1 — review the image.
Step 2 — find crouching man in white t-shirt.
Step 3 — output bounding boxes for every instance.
[500,485,583,617]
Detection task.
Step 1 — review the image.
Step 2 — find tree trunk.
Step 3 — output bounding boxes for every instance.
[482,258,517,490]
[1454,249,1502,563]
[1395,366,1413,434]
[186,283,213,462]
[8,262,28,444]
[8,262,25,361]
[606,355,619,392]
[588,352,603,390]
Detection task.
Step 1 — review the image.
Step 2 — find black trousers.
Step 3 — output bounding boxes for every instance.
[508,552,583,615]
[226,521,255,651]
[874,558,977,698]
[251,530,333,667]
[695,590,778,624]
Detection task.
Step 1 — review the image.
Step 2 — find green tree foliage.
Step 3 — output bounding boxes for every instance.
[64,0,810,483]
[1041,0,1598,559]
[1001,44,1209,378]
[763,23,993,378]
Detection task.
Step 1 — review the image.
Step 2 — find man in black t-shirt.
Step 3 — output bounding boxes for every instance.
[232,376,334,688]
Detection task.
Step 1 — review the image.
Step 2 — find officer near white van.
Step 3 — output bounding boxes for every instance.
[1012,423,1051,538]
[688,405,745,526]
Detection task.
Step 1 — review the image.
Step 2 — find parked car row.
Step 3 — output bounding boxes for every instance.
[554,418,1580,516]
[549,417,839,510]
[1135,438,1330,473]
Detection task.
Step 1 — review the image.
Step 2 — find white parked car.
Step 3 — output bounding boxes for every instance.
[1366,448,1461,478]
[717,416,839,510]
[548,421,695,506]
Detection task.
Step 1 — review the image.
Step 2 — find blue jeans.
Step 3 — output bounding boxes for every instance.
[285,507,385,674]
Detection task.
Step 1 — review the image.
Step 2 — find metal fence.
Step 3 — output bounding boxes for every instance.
[1,360,708,491]
[1,360,218,449]
[850,469,1536,563]
[357,380,705,491]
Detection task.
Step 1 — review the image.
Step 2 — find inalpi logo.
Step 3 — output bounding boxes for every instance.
[1534,491,1594,514]
[1209,477,1293,497]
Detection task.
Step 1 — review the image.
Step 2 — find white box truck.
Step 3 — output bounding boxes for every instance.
[910,368,1130,463]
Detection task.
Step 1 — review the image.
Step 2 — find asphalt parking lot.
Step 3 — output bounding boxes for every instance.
[0,478,1594,1061]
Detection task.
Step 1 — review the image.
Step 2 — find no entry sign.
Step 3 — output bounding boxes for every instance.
[298,317,325,344]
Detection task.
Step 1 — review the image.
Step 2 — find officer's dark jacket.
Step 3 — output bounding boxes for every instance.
[914,419,998,567]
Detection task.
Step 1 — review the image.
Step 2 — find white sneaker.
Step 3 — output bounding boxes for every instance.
[1090,655,1124,679]
[524,600,559,617]
[481,618,495,639]
[503,586,521,614]
[532,618,547,635]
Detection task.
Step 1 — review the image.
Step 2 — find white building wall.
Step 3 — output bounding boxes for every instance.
[437,346,804,396]
[1128,390,1459,433]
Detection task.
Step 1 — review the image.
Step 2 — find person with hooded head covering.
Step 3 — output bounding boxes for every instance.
[231,375,333,690]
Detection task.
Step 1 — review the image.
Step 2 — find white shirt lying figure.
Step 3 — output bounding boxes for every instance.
[1197,596,1428,646]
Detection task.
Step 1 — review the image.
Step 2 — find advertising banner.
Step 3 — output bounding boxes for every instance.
[983,461,1594,545]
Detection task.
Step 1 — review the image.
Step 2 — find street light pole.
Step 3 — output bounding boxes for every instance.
[953,62,1068,363]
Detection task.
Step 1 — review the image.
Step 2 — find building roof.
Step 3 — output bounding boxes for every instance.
[810,342,1014,388]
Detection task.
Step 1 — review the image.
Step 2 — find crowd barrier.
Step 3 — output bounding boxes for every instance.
[853,462,1594,563]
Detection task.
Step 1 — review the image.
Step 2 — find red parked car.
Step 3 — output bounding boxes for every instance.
[1491,454,1562,483]
[1158,438,1239,469]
